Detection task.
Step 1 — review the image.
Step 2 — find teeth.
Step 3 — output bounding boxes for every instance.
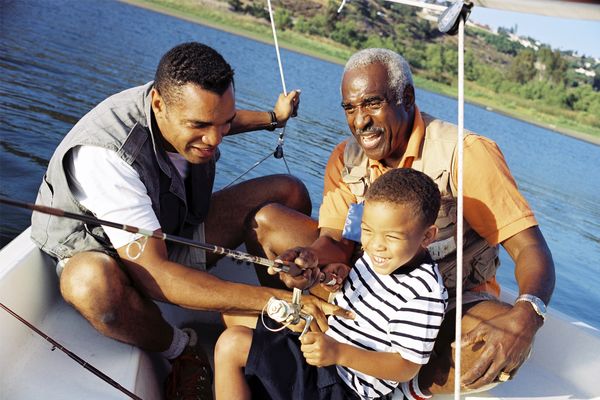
[361,133,380,147]
[373,256,387,264]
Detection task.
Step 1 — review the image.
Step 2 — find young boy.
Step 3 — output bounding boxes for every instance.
[214,168,448,400]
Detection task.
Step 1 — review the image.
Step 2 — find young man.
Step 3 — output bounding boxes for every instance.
[30,42,349,399]
[214,168,448,400]
[254,48,555,394]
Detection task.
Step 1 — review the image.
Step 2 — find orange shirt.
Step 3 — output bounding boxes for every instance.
[319,109,538,247]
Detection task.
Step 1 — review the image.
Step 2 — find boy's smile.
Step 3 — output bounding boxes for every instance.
[361,200,436,275]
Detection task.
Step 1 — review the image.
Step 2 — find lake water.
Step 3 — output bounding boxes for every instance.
[1,0,599,329]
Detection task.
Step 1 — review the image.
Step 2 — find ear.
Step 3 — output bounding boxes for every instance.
[421,225,438,248]
[150,88,166,117]
[402,85,415,111]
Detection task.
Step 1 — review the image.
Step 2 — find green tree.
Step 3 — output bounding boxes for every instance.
[274,9,293,31]
[227,0,242,12]
[509,49,537,84]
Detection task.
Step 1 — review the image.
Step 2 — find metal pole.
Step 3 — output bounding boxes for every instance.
[454,15,465,400]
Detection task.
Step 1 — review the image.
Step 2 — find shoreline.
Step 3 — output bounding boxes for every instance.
[120,0,599,146]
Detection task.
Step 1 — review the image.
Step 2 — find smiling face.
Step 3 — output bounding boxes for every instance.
[152,82,236,164]
[341,62,415,168]
[361,200,437,275]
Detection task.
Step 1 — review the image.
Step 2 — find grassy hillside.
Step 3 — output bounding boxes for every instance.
[121,0,600,144]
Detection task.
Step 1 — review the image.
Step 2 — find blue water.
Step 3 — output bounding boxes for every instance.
[1,0,599,328]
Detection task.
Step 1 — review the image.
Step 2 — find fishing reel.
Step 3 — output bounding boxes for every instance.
[265,288,313,338]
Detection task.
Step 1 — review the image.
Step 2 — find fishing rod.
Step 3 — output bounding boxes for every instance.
[0,301,142,400]
[0,197,302,277]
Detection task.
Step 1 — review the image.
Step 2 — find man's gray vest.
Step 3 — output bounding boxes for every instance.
[341,112,499,293]
[31,82,215,262]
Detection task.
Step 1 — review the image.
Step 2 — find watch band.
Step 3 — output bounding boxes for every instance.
[266,111,278,131]
[515,294,547,321]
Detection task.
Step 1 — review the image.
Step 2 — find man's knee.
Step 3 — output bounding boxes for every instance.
[59,252,128,324]
[269,174,311,215]
[215,326,252,366]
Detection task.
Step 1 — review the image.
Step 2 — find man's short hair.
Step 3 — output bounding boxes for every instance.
[343,48,413,105]
[154,42,235,105]
[365,168,440,227]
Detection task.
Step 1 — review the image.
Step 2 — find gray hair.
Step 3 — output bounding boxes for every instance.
[343,48,413,104]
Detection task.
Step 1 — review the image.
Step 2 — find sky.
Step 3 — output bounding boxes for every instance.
[469,7,600,59]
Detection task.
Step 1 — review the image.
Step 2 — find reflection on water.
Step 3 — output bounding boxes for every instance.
[1,0,599,328]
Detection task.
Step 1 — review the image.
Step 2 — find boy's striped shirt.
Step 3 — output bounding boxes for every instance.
[326,252,448,399]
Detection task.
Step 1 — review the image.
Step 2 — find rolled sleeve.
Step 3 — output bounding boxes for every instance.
[459,135,537,245]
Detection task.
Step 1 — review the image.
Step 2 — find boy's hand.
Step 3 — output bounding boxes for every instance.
[300,332,339,367]
[320,263,351,292]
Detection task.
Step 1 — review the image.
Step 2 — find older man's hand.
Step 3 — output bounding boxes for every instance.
[268,247,323,290]
[457,303,541,388]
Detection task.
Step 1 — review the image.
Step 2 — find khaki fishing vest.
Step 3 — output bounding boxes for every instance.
[341,113,499,293]
[31,82,214,264]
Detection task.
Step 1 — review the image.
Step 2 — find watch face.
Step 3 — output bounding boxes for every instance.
[518,295,547,319]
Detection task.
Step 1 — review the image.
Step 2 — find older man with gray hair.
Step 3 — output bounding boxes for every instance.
[254,48,555,397]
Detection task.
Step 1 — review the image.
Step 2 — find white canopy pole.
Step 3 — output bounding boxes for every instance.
[454,14,465,400]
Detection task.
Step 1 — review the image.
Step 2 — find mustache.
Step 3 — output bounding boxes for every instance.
[355,126,384,136]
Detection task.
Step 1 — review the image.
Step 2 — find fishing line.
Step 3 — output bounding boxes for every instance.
[223,0,292,189]
[0,302,142,400]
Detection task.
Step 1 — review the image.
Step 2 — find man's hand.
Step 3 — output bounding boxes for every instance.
[273,89,301,127]
[270,247,323,290]
[457,304,540,389]
[299,294,354,332]
[300,332,340,367]
[320,263,351,292]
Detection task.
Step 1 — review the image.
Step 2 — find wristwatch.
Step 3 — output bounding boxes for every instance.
[266,111,278,131]
[515,294,547,321]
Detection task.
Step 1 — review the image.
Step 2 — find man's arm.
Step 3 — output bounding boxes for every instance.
[459,226,554,388]
[227,90,300,135]
[117,235,292,313]
[448,135,555,389]
[117,235,354,320]
[300,332,420,382]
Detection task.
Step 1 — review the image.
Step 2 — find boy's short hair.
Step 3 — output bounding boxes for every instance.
[154,42,235,105]
[365,168,441,227]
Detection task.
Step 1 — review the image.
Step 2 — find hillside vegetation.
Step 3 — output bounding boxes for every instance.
[125,0,600,141]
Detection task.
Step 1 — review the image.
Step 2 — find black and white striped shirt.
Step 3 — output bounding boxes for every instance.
[326,252,448,399]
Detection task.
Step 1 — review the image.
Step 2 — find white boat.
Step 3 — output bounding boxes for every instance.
[1,1,599,399]
[1,227,599,399]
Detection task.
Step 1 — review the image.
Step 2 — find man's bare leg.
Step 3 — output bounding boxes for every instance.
[214,326,253,400]
[205,174,318,288]
[60,251,173,351]
[419,300,512,394]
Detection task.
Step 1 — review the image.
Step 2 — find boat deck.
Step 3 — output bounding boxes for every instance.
[1,229,598,399]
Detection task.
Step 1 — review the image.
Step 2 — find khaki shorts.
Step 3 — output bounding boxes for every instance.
[56,224,207,276]
[446,289,497,312]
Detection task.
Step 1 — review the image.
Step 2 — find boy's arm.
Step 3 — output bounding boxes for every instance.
[300,332,420,382]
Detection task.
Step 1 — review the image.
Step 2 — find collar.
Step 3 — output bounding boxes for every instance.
[391,249,435,276]
[367,106,425,173]
[143,81,174,179]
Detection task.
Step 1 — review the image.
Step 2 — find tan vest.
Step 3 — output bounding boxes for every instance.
[341,113,499,294]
